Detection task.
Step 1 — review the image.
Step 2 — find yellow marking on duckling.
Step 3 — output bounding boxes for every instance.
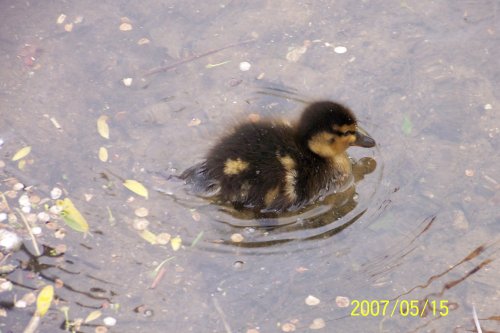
[308,131,336,157]
[308,130,359,158]
[308,131,354,176]
[279,155,296,170]
[223,158,249,175]
[278,155,297,202]
[264,186,280,206]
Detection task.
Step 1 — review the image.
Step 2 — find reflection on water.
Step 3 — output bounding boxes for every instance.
[161,152,380,252]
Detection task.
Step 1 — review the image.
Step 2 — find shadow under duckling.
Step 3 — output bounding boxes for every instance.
[180,101,376,213]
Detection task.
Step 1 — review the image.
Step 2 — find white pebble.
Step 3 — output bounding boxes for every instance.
[336,296,351,307]
[0,213,7,222]
[239,61,251,71]
[7,214,17,223]
[305,295,321,306]
[484,104,492,110]
[15,300,27,308]
[26,214,37,223]
[122,78,133,87]
[334,46,347,54]
[12,183,25,191]
[37,212,51,222]
[19,194,31,208]
[56,13,67,25]
[103,316,117,326]
[50,187,62,200]
[0,229,22,252]
[49,205,63,215]
[309,318,326,330]
[132,218,149,231]
[0,280,13,292]
[21,206,31,214]
[31,227,42,235]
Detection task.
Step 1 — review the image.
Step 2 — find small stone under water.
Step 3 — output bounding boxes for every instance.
[233,261,245,270]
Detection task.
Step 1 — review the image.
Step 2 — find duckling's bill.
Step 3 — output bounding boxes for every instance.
[353,127,376,148]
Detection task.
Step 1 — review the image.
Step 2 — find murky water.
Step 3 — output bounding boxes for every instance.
[1,1,499,332]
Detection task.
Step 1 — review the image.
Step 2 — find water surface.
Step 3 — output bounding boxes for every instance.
[0,1,499,332]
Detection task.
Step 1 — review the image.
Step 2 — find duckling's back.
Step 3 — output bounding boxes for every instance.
[182,121,308,211]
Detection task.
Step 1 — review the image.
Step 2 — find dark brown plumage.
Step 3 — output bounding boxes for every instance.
[180,101,375,213]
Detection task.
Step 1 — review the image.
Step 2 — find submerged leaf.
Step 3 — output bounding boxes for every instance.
[58,198,89,233]
[402,114,412,135]
[123,179,149,199]
[18,160,26,170]
[84,310,102,323]
[190,231,204,248]
[97,115,110,139]
[171,236,182,251]
[98,147,108,162]
[139,229,157,244]
[36,285,54,317]
[12,146,31,161]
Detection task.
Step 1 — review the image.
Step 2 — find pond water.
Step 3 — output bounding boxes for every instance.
[1,1,499,332]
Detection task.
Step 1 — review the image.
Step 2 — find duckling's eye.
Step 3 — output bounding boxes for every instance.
[333,130,356,136]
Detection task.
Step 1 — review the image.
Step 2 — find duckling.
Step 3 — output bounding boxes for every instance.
[180,101,376,213]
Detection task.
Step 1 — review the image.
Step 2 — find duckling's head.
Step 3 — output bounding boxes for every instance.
[296,101,376,158]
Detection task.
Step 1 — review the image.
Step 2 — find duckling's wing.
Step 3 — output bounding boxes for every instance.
[180,162,221,197]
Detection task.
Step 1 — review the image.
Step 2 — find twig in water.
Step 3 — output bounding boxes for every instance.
[472,305,482,333]
[144,39,256,77]
[150,267,166,289]
[22,314,40,333]
[15,208,41,256]
[213,296,232,333]
[150,257,175,289]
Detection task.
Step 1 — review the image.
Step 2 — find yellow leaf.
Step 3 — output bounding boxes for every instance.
[84,310,102,323]
[18,159,26,170]
[123,179,149,199]
[98,147,108,162]
[58,198,89,233]
[139,229,157,244]
[205,60,231,68]
[36,285,54,317]
[97,115,110,139]
[12,146,31,161]
[171,236,182,251]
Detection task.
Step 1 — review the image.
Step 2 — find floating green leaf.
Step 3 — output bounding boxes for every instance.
[58,198,89,233]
